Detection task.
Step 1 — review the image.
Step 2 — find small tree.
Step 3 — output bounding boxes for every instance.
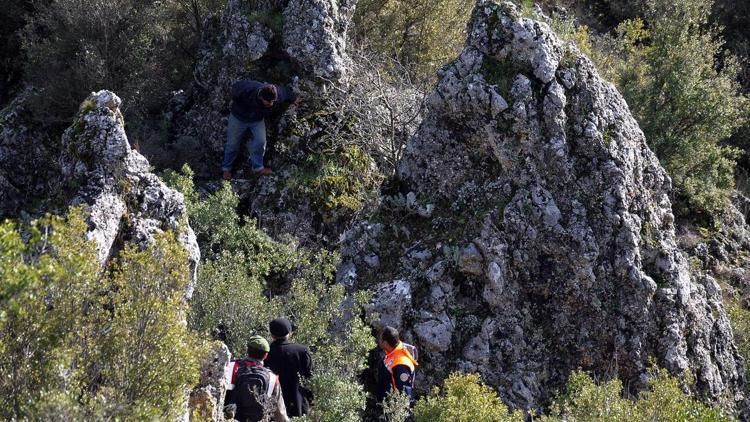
[0,208,201,419]
[413,373,524,422]
[323,46,429,176]
[602,0,748,213]
[352,0,473,77]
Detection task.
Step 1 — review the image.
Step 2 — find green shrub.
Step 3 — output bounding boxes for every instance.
[352,0,472,77]
[413,373,524,422]
[20,0,220,124]
[546,368,732,421]
[381,390,411,422]
[165,165,375,420]
[726,302,750,390]
[288,145,381,223]
[301,373,369,422]
[588,0,748,213]
[98,233,202,418]
[0,208,201,420]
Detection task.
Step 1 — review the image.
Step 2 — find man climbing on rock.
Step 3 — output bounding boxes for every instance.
[265,318,313,418]
[376,326,418,403]
[222,80,301,180]
[224,335,289,422]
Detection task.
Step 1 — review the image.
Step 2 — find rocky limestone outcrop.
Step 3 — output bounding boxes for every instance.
[171,0,356,174]
[679,192,750,306]
[340,0,746,411]
[1,89,199,291]
[283,0,356,81]
[0,90,57,218]
[189,342,232,421]
[60,90,200,295]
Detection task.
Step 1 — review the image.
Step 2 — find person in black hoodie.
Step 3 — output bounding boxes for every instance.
[221,80,300,180]
[265,318,313,417]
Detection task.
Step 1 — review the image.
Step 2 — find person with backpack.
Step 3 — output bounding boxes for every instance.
[265,318,313,418]
[376,326,418,402]
[225,336,289,422]
[222,80,301,180]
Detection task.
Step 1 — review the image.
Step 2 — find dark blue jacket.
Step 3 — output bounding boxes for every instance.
[376,362,413,401]
[230,80,298,123]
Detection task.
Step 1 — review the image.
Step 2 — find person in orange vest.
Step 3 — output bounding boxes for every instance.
[376,326,418,402]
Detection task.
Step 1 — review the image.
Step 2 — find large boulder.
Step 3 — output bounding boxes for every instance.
[340,0,746,411]
[283,0,356,81]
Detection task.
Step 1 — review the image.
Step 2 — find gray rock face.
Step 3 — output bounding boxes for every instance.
[342,0,746,411]
[189,342,232,422]
[60,91,200,295]
[0,90,57,218]
[365,279,412,329]
[172,0,357,174]
[679,191,750,311]
[283,0,356,81]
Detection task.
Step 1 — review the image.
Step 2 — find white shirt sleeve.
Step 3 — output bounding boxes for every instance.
[225,361,236,391]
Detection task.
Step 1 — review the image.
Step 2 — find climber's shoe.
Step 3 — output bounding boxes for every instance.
[254,167,273,176]
[222,171,233,181]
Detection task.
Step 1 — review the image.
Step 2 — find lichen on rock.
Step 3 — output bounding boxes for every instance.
[60,90,200,296]
[340,0,747,412]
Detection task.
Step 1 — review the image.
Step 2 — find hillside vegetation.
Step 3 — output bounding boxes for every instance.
[2,0,750,420]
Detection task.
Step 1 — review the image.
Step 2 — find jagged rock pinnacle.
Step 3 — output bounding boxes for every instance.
[341,0,746,411]
[60,90,200,296]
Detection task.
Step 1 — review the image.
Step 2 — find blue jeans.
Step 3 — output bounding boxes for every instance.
[221,113,267,172]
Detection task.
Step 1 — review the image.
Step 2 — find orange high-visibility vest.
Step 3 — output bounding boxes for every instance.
[384,342,418,389]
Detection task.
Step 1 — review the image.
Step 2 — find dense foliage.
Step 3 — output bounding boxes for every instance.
[414,373,523,422]
[164,165,375,421]
[546,368,732,421]
[597,0,747,213]
[0,208,200,420]
[411,371,731,422]
[352,0,472,77]
[19,0,222,124]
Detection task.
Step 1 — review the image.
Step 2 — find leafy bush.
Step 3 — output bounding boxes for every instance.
[413,373,524,422]
[352,0,472,77]
[20,0,220,124]
[165,165,375,420]
[584,0,748,213]
[0,207,200,420]
[546,368,731,421]
[288,145,381,223]
[381,390,411,422]
[411,370,729,422]
[301,373,369,422]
